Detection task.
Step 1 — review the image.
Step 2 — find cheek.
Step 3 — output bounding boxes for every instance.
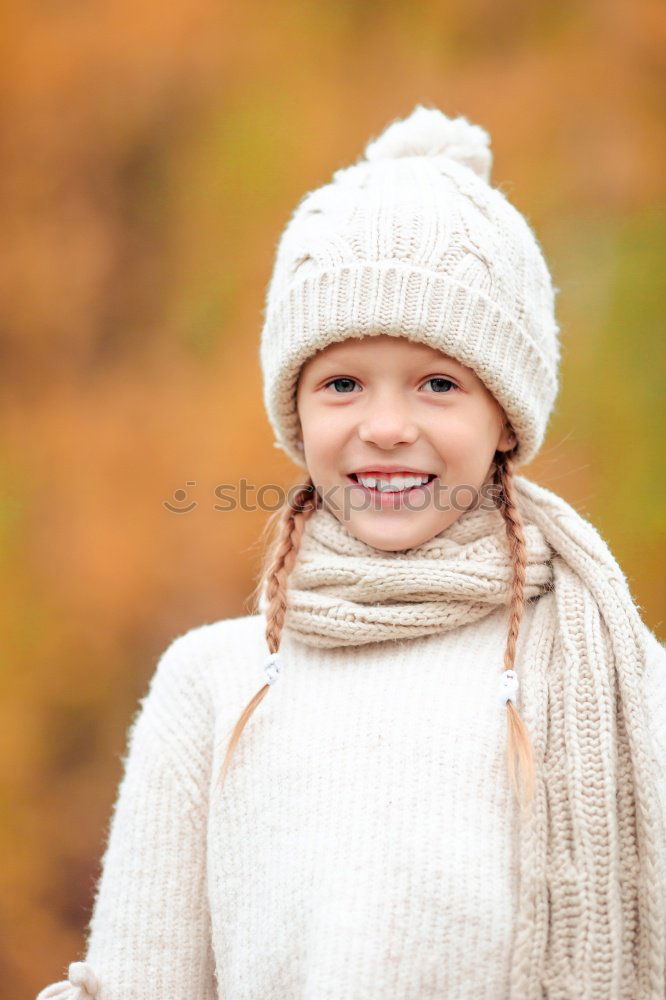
[430,408,499,462]
[302,413,345,473]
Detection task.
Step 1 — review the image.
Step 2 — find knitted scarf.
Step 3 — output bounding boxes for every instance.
[277,474,666,998]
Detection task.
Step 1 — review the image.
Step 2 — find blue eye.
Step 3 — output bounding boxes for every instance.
[325,377,358,393]
[323,376,458,394]
[423,377,457,393]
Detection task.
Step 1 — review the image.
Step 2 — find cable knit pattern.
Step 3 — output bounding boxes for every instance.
[255,474,666,996]
[34,102,666,998]
[274,482,553,648]
[260,104,560,469]
[35,599,665,998]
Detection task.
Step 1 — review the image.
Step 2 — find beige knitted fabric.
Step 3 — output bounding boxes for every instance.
[268,475,666,997]
[34,604,665,1000]
[259,104,560,469]
[279,487,552,648]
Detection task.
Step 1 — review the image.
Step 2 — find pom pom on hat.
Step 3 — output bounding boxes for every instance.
[363,104,493,182]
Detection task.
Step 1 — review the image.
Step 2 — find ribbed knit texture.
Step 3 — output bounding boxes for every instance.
[35,105,665,999]
[260,105,560,469]
[268,475,666,996]
[275,482,553,648]
[36,605,666,1000]
[278,476,666,1000]
[272,476,666,1000]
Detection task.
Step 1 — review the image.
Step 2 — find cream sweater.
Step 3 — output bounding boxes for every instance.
[37,601,666,1000]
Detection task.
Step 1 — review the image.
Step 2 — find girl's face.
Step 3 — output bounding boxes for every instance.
[295,334,517,552]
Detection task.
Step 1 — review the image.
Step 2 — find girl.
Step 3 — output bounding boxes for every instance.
[37,104,666,1000]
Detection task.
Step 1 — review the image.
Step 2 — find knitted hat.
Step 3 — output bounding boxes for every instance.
[259,104,561,468]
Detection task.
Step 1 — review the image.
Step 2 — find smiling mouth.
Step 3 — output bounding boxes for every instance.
[347,473,437,494]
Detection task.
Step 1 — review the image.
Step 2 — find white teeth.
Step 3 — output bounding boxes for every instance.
[356,473,431,492]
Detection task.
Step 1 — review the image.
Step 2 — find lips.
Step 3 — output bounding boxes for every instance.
[350,466,436,477]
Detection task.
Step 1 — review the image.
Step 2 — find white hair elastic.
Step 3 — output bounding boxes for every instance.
[499,669,519,705]
[264,651,283,685]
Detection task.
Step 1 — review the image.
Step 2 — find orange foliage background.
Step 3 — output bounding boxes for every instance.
[2,1,664,995]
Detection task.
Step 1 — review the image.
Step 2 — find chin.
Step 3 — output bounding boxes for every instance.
[346,515,443,552]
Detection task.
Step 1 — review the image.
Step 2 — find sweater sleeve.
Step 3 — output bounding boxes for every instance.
[35,629,218,1000]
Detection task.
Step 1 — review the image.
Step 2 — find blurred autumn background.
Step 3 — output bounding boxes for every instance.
[3,0,665,995]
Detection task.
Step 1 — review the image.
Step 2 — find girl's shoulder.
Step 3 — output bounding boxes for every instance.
[151,613,269,710]
[167,611,267,660]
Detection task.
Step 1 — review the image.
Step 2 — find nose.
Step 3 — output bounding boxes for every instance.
[357,390,419,450]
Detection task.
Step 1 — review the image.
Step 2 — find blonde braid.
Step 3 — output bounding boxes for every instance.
[217,479,320,791]
[493,450,536,811]
[219,460,536,806]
